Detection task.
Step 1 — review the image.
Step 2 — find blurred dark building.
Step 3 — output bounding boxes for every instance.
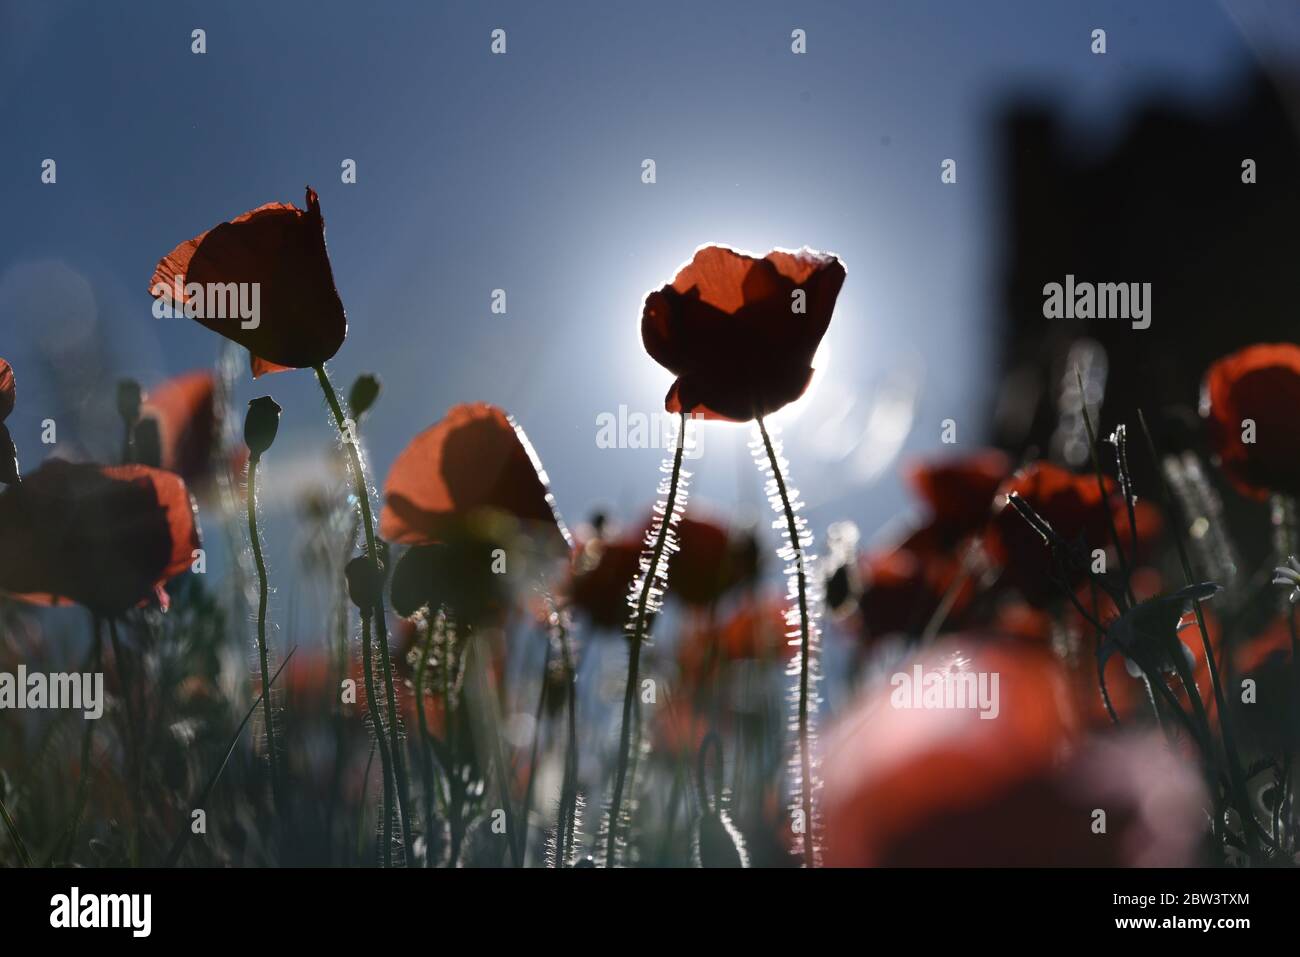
[992,70,1300,467]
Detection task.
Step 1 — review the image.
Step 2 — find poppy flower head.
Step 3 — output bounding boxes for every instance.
[0,358,14,422]
[0,460,200,614]
[566,531,643,630]
[641,244,846,421]
[150,187,347,377]
[1201,343,1300,499]
[986,461,1120,603]
[380,403,569,558]
[137,371,218,484]
[904,448,1011,542]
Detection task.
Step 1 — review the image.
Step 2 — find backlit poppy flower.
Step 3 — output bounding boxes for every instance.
[904,449,1011,544]
[0,460,200,614]
[381,403,568,553]
[149,187,346,377]
[641,245,846,421]
[1201,343,1300,499]
[856,526,978,641]
[381,403,569,621]
[821,638,1205,866]
[136,371,218,486]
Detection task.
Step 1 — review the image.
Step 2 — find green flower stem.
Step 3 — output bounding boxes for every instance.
[315,363,414,863]
[360,607,394,867]
[246,453,283,816]
[756,415,815,869]
[606,412,686,866]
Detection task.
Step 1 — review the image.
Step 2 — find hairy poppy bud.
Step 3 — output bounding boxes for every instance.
[116,379,142,427]
[345,553,384,610]
[244,396,282,458]
[348,373,381,419]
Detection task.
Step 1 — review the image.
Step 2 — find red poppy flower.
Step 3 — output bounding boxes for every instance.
[150,188,346,378]
[567,531,642,630]
[678,596,796,689]
[0,460,200,613]
[138,370,218,486]
[0,358,16,485]
[904,449,1011,543]
[1201,343,1300,499]
[821,639,1205,865]
[856,525,977,641]
[0,358,13,423]
[986,461,1160,604]
[381,403,568,554]
[641,245,846,421]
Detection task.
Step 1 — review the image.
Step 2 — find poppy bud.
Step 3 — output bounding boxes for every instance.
[244,396,282,458]
[117,379,142,427]
[345,554,384,610]
[348,373,381,419]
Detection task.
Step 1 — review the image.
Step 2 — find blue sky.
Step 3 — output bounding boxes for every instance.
[2,0,1298,602]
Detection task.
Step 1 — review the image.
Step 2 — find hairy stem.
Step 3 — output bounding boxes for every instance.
[246,454,283,815]
[757,416,816,868]
[315,363,414,862]
[606,412,686,866]
[360,608,394,867]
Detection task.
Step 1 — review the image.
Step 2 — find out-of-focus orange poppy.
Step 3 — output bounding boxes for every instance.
[150,187,346,378]
[986,461,1160,604]
[0,460,200,613]
[1201,343,1300,499]
[138,370,218,486]
[904,449,1010,544]
[381,403,568,554]
[821,638,1205,865]
[641,245,846,421]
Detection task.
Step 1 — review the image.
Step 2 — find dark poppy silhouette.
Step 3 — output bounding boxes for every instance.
[904,449,1011,545]
[1201,343,1300,500]
[381,403,568,621]
[149,187,347,377]
[0,460,200,613]
[135,370,218,485]
[641,245,846,421]
[0,357,17,485]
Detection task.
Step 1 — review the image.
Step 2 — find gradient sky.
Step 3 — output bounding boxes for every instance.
[3,0,1299,608]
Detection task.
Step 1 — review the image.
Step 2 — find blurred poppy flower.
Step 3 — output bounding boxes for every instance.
[1201,343,1300,499]
[678,596,796,690]
[381,403,568,553]
[986,461,1160,604]
[136,371,218,486]
[0,357,16,485]
[821,638,1205,865]
[566,531,642,630]
[149,187,346,377]
[0,358,13,423]
[566,514,757,630]
[381,403,569,621]
[856,526,977,642]
[904,449,1010,544]
[641,245,846,421]
[0,460,200,613]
